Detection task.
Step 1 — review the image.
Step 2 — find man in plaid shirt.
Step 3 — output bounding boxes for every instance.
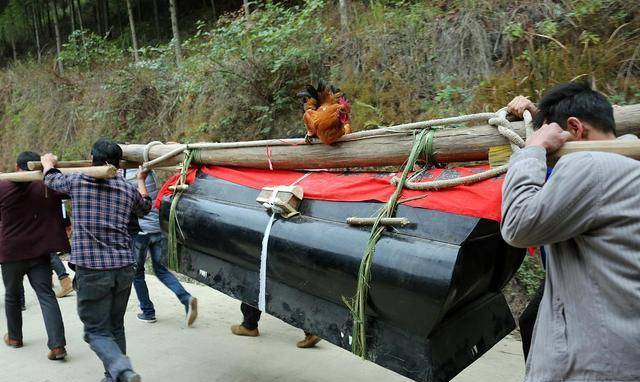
[42,138,151,382]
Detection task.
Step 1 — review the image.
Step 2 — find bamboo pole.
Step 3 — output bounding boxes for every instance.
[118,104,640,170]
[27,160,140,171]
[0,166,117,182]
[549,139,640,164]
[347,217,411,227]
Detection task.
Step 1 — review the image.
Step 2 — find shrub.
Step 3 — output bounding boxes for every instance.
[59,30,122,70]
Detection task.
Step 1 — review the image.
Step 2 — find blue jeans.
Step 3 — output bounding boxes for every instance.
[50,254,69,279]
[132,232,191,316]
[75,265,136,380]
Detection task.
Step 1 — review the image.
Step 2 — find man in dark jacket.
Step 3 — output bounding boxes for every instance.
[0,151,69,360]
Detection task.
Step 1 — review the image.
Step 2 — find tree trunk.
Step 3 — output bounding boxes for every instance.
[51,0,64,74]
[152,0,161,40]
[75,0,83,30]
[339,0,348,33]
[103,0,110,34]
[210,0,217,21]
[68,0,76,31]
[243,0,250,15]
[168,0,182,64]
[125,0,140,62]
[32,7,42,62]
[118,104,640,170]
[45,2,53,37]
[243,0,252,54]
[11,38,17,62]
[95,1,102,35]
[36,4,45,39]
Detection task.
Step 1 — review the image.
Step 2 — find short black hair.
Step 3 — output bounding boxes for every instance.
[91,138,122,168]
[16,151,40,171]
[533,81,616,135]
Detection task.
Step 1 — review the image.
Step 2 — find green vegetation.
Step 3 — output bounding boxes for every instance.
[0,0,638,171]
[515,253,545,297]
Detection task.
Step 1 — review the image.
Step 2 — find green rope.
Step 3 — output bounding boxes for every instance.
[344,129,430,358]
[425,129,435,165]
[167,149,196,271]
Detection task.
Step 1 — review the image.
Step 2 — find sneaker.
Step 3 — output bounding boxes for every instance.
[3,334,23,348]
[185,297,198,327]
[136,313,157,323]
[119,370,141,382]
[230,324,260,337]
[47,346,67,360]
[56,277,74,298]
[296,334,322,348]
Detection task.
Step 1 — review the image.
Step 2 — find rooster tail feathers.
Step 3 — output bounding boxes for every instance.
[307,84,319,100]
[298,80,349,108]
[297,84,319,101]
[317,80,326,93]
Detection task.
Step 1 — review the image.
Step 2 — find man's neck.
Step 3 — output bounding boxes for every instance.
[587,131,617,141]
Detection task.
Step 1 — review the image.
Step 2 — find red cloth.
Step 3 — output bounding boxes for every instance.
[156,165,504,221]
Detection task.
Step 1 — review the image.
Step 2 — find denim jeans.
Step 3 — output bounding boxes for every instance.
[132,232,191,317]
[75,265,136,380]
[1,256,66,349]
[50,253,69,280]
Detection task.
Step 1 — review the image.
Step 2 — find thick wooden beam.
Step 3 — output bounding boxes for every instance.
[0,166,117,182]
[119,104,640,170]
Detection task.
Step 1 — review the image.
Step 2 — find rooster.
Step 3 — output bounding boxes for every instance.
[298,81,352,145]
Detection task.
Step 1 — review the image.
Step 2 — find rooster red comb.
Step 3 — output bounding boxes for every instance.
[338,96,351,123]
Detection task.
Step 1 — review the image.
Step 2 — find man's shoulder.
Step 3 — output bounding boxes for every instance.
[555,151,639,181]
[555,151,597,169]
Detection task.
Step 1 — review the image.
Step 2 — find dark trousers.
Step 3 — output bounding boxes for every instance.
[75,265,136,380]
[18,253,69,307]
[241,302,311,336]
[1,256,66,349]
[241,302,262,330]
[519,281,545,361]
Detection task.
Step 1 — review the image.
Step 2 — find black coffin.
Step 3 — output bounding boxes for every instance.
[159,171,524,382]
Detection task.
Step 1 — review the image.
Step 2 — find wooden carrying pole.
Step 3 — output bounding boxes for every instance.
[27,160,140,171]
[0,166,117,182]
[119,104,640,170]
[551,139,640,162]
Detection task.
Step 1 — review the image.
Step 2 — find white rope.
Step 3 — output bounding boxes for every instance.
[142,141,163,163]
[392,108,531,190]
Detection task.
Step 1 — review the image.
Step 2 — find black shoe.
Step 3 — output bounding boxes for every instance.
[136,313,157,323]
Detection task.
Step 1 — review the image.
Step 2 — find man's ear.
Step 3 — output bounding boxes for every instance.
[15,165,21,172]
[566,117,585,140]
